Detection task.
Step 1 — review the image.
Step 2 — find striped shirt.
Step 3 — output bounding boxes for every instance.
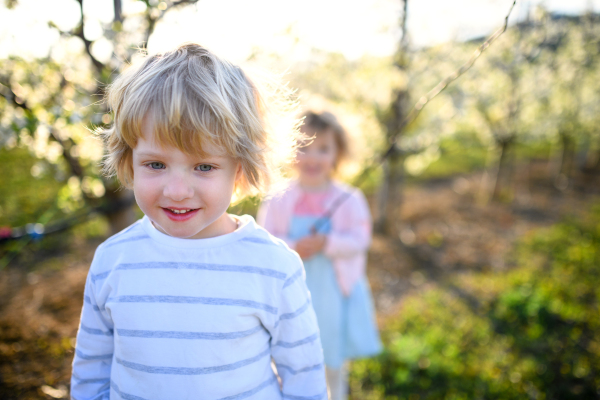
[71,215,327,400]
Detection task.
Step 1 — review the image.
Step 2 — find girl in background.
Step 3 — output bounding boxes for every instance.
[258,111,381,400]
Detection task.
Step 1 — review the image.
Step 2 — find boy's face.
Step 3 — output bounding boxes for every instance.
[131,118,242,239]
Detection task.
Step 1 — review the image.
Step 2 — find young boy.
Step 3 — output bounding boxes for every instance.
[71,43,327,400]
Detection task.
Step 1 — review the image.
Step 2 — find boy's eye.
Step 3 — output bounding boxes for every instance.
[196,164,213,172]
[148,162,165,169]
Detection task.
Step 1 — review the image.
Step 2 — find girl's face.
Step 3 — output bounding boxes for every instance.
[296,130,338,189]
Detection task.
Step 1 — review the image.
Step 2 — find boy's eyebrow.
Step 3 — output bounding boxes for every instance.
[135,151,227,161]
[135,151,165,158]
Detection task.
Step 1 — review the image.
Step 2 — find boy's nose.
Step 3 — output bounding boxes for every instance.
[163,174,194,201]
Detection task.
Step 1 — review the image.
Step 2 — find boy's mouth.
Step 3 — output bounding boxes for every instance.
[162,207,200,221]
[167,208,195,214]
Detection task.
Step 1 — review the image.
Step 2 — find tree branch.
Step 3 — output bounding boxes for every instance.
[476,100,508,143]
[143,0,200,46]
[0,80,31,111]
[395,0,517,139]
[313,0,517,229]
[0,77,91,193]
[113,0,122,23]
[72,0,105,75]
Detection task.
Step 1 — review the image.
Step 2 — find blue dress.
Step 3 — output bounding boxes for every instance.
[289,215,382,369]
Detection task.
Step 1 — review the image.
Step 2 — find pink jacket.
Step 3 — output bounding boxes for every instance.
[257,181,372,296]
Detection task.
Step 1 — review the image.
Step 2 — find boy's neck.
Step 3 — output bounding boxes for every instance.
[151,212,239,239]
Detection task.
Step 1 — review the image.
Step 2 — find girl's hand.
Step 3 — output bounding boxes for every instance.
[295,234,327,259]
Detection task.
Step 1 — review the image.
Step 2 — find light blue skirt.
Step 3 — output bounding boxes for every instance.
[289,216,382,369]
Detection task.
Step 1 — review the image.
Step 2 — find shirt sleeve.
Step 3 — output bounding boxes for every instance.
[71,250,114,400]
[268,253,327,399]
[257,199,297,250]
[323,188,372,258]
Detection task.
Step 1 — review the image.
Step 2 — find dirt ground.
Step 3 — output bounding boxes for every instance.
[1,169,598,399]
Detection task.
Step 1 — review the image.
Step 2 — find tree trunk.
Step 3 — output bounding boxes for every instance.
[375,159,390,232]
[374,0,409,234]
[102,179,137,235]
[558,132,575,178]
[113,0,123,23]
[375,89,409,234]
[583,148,600,174]
[375,152,404,233]
[554,131,575,191]
[578,136,600,191]
[492,139,512,200]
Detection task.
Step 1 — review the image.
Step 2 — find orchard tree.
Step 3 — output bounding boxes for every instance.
[457,13,546,201]
[374,0,410,234]
[0,0,200,233]
[537,11,600,189]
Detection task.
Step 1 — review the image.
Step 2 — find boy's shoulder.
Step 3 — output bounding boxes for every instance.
[90,219,147,269]
[98,218,147,250]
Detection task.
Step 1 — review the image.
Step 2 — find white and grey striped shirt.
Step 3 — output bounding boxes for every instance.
[71,215,327,400]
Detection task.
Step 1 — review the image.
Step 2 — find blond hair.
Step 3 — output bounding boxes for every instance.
[299,111,350,170]
[102,43,300,197]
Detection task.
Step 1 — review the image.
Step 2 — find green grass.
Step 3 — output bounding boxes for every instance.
[351,205,600,399]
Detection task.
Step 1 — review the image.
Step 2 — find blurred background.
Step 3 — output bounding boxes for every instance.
[1,0,599,399]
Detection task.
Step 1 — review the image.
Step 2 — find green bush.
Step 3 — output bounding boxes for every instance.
[0,146,65,228]
[351,206,600,399]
